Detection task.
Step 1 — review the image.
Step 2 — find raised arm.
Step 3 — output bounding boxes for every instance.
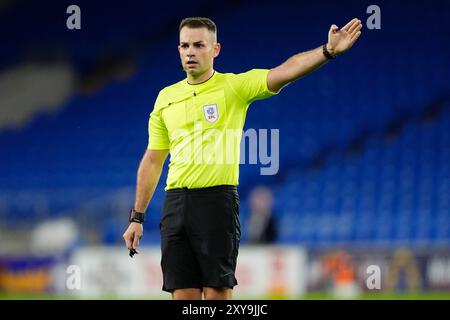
[267,18,362,93]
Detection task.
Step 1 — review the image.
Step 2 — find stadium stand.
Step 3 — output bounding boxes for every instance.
[0,0,449,248]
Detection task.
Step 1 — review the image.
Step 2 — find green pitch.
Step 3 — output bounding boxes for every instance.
[1,292,450,300]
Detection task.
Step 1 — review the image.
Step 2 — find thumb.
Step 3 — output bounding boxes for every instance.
[329,24,339,35]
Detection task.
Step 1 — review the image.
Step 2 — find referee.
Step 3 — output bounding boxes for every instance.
[123,17,362,300]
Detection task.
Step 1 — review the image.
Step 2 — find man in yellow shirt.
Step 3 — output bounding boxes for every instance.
[123,17,362,300]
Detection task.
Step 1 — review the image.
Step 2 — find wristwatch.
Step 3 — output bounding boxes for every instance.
[129,209,146,223]
[323,44,336,60]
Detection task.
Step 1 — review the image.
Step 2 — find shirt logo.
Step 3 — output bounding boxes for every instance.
[203,104,219,123]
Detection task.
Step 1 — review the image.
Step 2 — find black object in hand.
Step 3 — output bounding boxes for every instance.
[129,248,138,258]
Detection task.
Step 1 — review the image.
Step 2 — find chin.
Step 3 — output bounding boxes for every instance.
[186,68,201,76]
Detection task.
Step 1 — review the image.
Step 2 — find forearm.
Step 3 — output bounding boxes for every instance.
[285,46,329,78]
[133,152,165,212]
[268,46,328,91]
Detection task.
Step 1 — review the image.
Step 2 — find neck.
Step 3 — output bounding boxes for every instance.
[187,68,215,85]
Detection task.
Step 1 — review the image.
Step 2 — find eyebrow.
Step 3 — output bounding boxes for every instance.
[180,41,205,45]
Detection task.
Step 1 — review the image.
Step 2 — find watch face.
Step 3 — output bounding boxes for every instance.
[129,210,144,223]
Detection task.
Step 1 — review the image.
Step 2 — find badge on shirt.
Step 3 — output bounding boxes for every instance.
[203,104,219,123]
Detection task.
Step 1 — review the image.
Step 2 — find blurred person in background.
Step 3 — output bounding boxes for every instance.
[320,250,359,299]
[247,186,277,244]
[386,248,422,293]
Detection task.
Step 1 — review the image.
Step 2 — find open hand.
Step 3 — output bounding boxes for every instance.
[327,18,362,56]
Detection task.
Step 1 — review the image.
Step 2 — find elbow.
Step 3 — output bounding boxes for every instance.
[267,68,290,94]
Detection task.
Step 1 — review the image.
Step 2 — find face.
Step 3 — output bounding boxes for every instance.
[178,27,220,77]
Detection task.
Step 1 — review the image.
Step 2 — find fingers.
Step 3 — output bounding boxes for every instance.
[123,231,142,250]
[350,23,362,41]
[123,223,144,250]
[351,31,362,44]
[123,231,133,250]
[132,233,141,249]
[343,18,359,31]
[348,19,362,34]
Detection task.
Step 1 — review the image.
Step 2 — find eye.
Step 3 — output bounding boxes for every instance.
[195,43,204,48]
[181,44,188,49]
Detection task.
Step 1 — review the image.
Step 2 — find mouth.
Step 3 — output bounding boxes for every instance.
[186,61,198,68]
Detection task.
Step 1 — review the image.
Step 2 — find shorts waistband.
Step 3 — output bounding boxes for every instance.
[166,185,237,194]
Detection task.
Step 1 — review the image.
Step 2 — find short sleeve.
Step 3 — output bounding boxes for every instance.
[228,69,280,104]
[147,93,170,150]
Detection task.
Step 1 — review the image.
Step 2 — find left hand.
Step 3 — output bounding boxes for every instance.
[327,18,362,56]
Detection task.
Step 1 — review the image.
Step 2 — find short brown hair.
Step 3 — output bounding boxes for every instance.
[179,17,217,34]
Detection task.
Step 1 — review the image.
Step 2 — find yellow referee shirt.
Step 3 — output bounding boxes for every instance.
[148,69,279,190]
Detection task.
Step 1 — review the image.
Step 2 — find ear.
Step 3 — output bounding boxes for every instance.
[213,42,221,58]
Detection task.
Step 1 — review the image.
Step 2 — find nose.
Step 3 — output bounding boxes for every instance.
[186,46,195,58]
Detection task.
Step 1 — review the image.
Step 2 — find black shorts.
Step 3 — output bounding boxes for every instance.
[160,185,240,292]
